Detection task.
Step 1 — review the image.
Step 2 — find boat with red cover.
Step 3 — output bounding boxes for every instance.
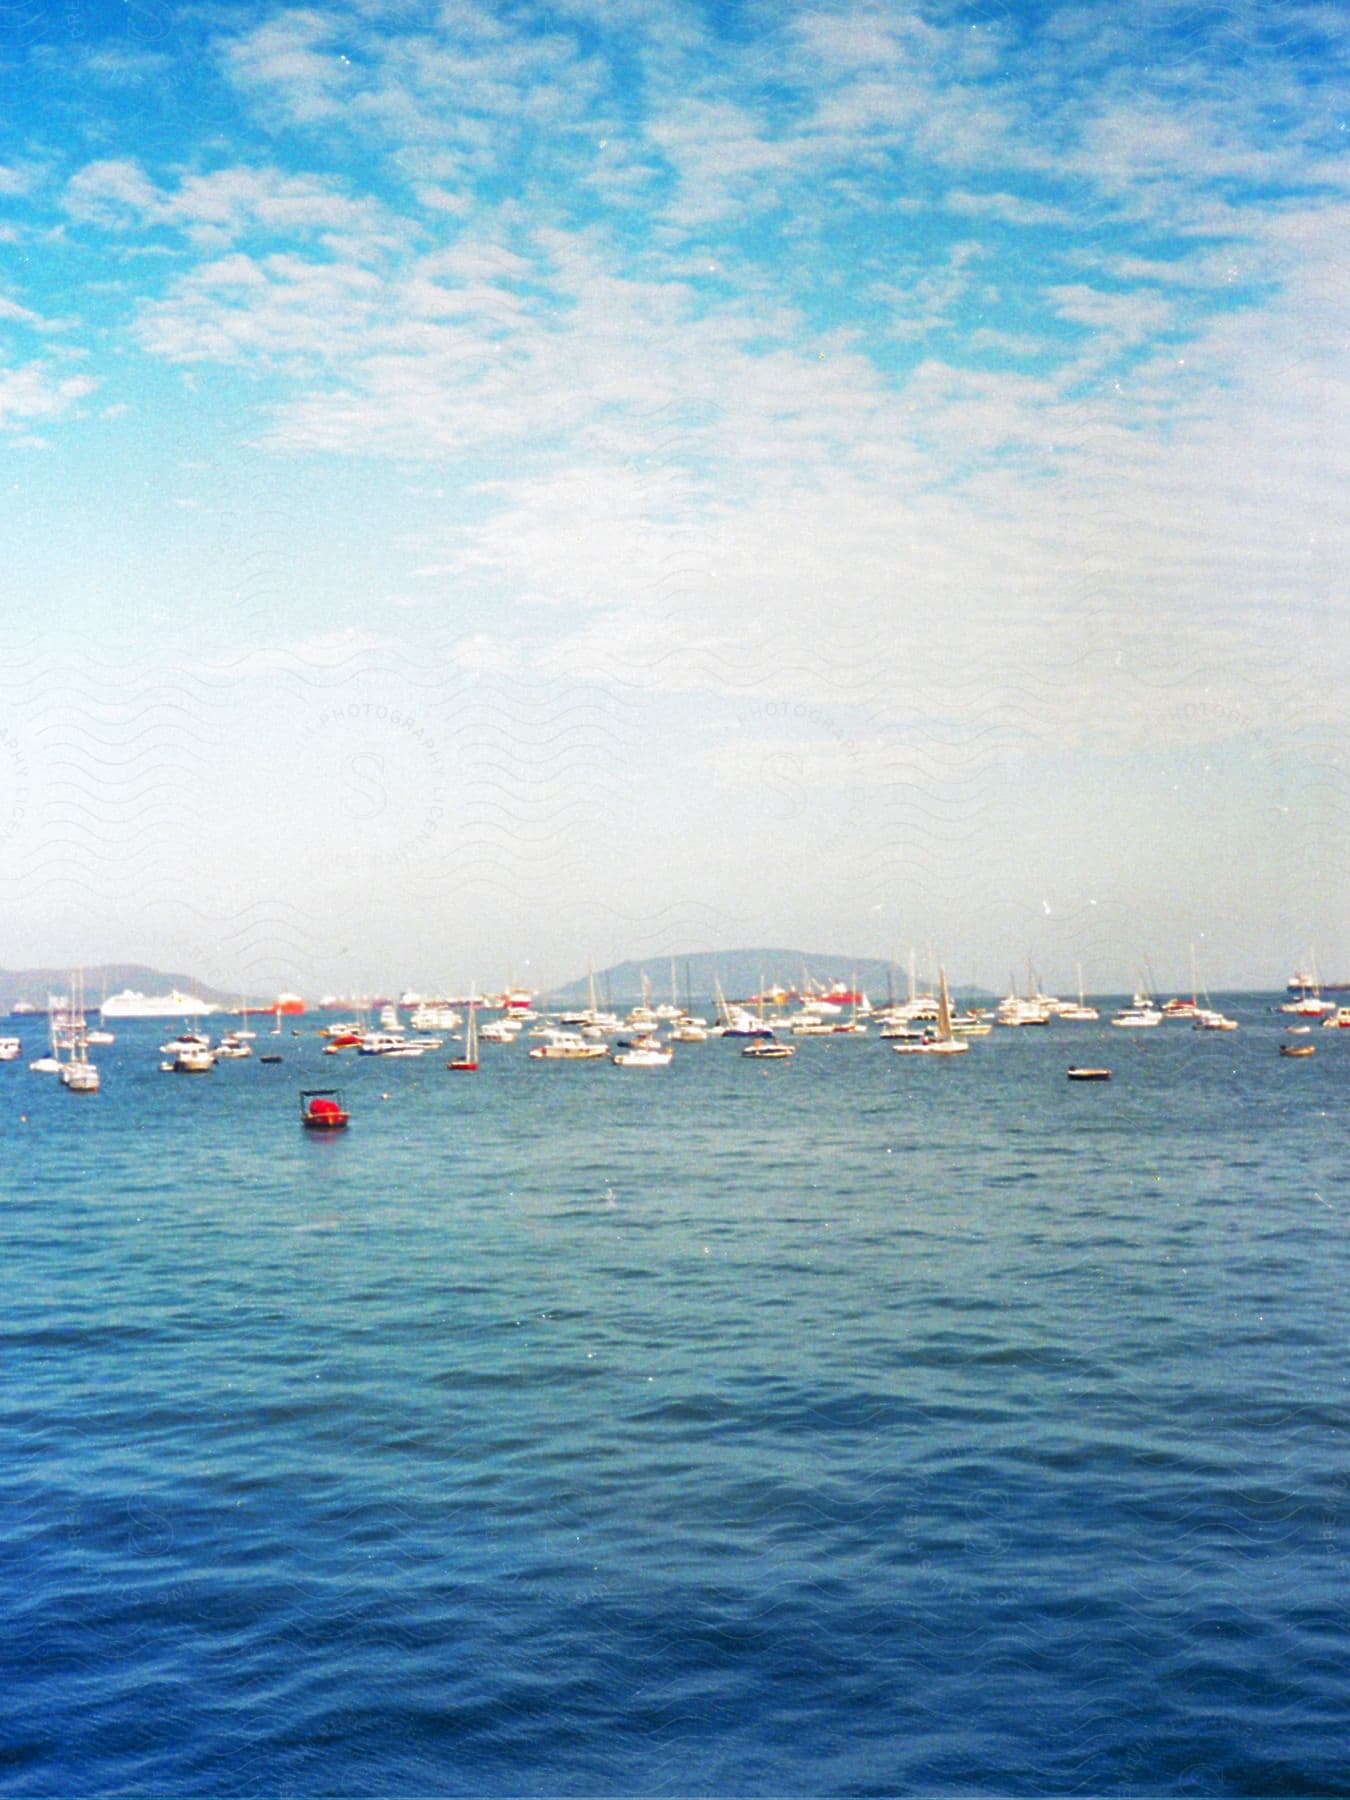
[301,1088,350,1129]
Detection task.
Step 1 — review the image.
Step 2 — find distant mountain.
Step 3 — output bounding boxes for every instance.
[0,964,256,1012]
[541,950,993,1007]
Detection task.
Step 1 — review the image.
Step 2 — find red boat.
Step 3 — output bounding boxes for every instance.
[447,1008,479,1071]
[300,1089,349,1129]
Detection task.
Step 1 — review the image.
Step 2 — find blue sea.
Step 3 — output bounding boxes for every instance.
[1,1001,1345,1796]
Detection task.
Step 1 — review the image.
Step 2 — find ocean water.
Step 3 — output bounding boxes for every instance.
[1,1002,1345,1796]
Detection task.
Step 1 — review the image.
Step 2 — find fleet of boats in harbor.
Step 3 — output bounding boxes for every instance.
[4,955,1342,1098]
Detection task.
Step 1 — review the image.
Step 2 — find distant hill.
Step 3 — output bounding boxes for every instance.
[0,964,255,1012]
[541,950,992,1007]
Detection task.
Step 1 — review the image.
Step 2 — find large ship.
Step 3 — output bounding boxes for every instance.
[100,988,219,1019]
[1287,967,1350,994]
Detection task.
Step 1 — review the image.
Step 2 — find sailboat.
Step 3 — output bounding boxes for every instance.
[892,967,969,1056]
[29,998,64,1073]
[1055,964,1099,1022]
[447,1001,480,1071]
[60,973,100,1091]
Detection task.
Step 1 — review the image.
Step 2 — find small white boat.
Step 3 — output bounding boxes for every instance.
[741,1039,794,1059]
[29,1055,62,1074]
[0,1036,20,1062]
[1111,992,1162,1028]
[528,1030,609,1061]
[1193,1009,1238,1032]
[612,1043,673,1067]
[164,1043,215,1072]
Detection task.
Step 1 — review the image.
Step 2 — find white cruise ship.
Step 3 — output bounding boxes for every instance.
[100,988,219,1019]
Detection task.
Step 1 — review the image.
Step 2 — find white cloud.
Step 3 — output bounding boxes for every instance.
[0,361,96,433]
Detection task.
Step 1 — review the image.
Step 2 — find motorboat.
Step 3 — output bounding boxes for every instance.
[741,1039,794,1059]
[527,1030,608,1061]
[1193,1008,1238,1032]
[0,1036,19,1061]
[1280,1043,1316,1058]
[301,1088,349,1129]
[1067,1066,1112,1081]
[612,1043,673,1067]
[163,1043,215,1072]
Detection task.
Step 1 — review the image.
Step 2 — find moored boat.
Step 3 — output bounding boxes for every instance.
[301,1088,349,1128]
[612,1043,673,1067]
[892,967,969,1056]
[528,1030,608,1061]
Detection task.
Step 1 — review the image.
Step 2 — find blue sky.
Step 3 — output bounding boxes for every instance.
[0,0,1345,995]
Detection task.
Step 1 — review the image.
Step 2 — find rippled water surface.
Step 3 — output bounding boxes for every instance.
[1,1002,1345,1794]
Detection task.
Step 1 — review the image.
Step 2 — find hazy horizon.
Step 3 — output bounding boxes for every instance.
[2,0,1345,996]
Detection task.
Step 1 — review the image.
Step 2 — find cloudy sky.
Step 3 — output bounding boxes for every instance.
[1,0,1345,997]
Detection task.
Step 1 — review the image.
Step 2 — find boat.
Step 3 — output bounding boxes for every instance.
[1281,956,1335,1015]
[100,988,218,1019]
[273,992,306,1015]
[1193,1008,1239,1032]
[301,1088,349,1129]
[447,1004,480,1071]
[410,1001,460,1031]
[214,1033,252,1059]
[892,967,969,1056]
[1321,1007,1350,1029]
[741,1039,793,1059]
[59,976,101,1091]
[1287,962,1350,995]
[527,1030,608,1061]
[1280,1043,1316,1058]
[61,1054,100,1092]
[1110,991,1162,1028]
[1054,966,1099,1022]
[162,1042,215,1072]
[612,1042,673,1067]
[0,1036,19,1062]
[1067,1067,1112,1081]
[1281,991,1335,1017]
[260,1053,283,1064]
